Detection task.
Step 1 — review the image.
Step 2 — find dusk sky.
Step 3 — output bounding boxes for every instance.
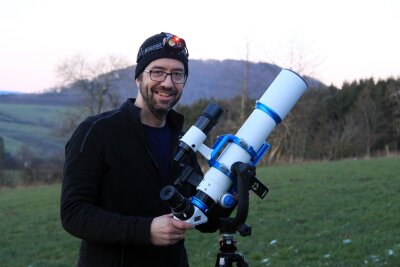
[1,0,399,93]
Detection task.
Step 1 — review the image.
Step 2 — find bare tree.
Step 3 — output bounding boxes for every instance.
[266,94,316,163]
[240,44,250,122]
[265,121,290,163]
[255,34,324,162]
[265,33,324,78]
[386,80,400,151]
[55,54,131,137]
[324,114,363,160]
[221,55,251,122]
[354,86,386,157]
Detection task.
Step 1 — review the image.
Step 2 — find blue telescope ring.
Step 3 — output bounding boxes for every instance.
[191,197,208,212]
[255,101,282,125]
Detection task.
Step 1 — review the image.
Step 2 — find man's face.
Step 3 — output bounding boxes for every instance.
[136,58,185,118]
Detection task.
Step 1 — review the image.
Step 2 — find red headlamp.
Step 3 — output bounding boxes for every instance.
[163,34,188,57]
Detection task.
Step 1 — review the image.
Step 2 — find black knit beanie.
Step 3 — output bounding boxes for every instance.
[135,32,189,79]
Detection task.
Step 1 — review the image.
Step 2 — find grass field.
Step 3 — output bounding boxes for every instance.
[0,103,70,156]
[0,156,399,267]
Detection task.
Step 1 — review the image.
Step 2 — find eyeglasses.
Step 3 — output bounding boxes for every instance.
[143,70,186,84]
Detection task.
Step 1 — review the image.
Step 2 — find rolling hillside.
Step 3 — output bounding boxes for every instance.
[0,59,323,106]
[0,103,71,157]
[0,59,324,158]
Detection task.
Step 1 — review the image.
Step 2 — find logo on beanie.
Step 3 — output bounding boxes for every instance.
[137,43,164,61]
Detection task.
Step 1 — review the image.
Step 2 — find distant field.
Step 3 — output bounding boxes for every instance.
[0,103,72,156]
[0,156,399,266]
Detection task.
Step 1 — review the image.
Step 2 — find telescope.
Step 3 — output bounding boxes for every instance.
[161,68,308,226]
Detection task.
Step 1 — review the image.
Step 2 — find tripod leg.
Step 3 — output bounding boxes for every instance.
[215,251,249,267]
[215,253,233,267]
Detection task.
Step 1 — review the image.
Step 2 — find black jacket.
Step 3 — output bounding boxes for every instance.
[61,99,201,267]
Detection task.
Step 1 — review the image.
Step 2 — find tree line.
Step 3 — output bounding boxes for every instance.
[0,139,63,187]
[176,77,400,164]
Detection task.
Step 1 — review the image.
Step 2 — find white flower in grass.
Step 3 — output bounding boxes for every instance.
[262,258,270,265]
[268,239,277,246]
[342,239,352,244]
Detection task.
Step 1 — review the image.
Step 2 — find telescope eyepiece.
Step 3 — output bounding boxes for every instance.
[160,185,195,220]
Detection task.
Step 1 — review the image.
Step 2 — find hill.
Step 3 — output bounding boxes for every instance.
[0,59,324,158]
[0,59,324,106]
[0,103,70,157]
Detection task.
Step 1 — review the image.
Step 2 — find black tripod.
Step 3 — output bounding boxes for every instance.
[215,162,261,267]
[215,226,251,267]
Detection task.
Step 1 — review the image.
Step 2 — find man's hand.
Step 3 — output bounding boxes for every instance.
[150,213,195,246]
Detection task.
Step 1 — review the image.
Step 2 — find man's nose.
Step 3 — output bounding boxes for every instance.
[161,74,174,87]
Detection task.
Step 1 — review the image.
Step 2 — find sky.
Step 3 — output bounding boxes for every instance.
[1,0,399,93]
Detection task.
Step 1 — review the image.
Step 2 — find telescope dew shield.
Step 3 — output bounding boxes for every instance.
[197,69,308,202]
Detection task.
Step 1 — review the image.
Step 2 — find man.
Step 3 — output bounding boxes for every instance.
[61,32,210,267]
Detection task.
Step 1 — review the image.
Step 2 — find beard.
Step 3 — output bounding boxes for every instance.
[138,81,182,119]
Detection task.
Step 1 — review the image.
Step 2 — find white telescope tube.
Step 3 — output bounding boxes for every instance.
[197,69,308,201]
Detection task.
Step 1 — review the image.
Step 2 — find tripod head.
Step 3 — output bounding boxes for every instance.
[215,162,261,267]
[219,162,254,235]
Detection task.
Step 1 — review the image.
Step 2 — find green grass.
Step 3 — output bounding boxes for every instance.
[1,157,399,266]
[187,157,400,266]
[0,103,71,155]
[0,103,64,124]
[0,185,78,267]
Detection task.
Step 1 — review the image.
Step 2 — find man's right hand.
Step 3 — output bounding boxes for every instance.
[150,213,195,246]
